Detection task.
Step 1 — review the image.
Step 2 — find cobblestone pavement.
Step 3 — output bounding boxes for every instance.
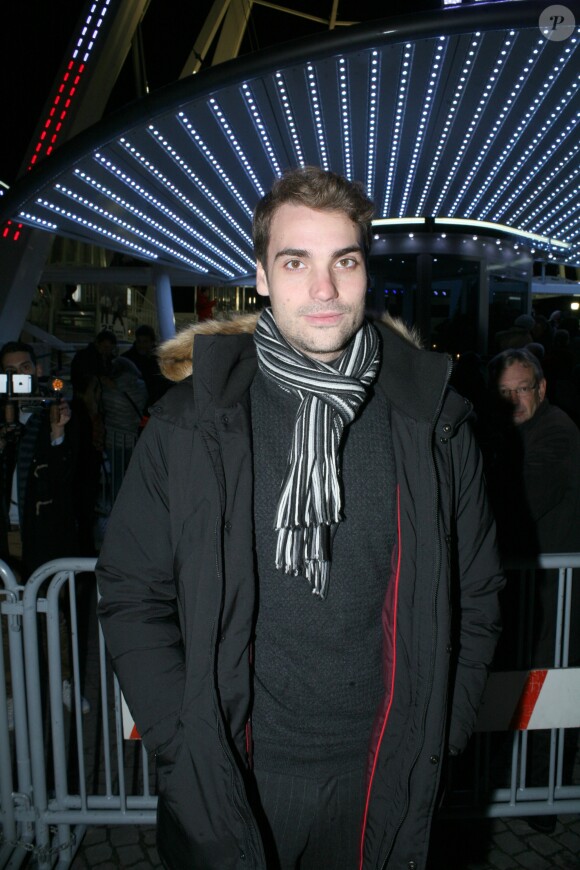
[69,814,580,869]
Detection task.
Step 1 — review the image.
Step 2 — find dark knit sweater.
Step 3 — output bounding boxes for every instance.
[251,369,396,778]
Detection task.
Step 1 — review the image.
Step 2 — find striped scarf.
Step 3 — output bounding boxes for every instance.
[253,307,380,598]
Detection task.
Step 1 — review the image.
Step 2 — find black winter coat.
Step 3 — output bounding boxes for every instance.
[0,408,78,574]
[97,316,504,870]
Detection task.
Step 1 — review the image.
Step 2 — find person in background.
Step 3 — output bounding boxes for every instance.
[70,329,117,396]
[195,287,217,321]
[486,347,580,557]
[0,341,77,576]
[97,167,504,870]
[486,348,580,835]
[121,324,170,406]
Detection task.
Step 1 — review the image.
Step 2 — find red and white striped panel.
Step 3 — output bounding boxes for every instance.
[121,668,580,739]
[475,668,580,731]
[121,692,141,740]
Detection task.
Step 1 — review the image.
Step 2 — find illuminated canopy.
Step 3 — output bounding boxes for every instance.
[0,1,578,283]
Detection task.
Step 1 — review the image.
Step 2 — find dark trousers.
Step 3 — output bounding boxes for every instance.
[253,766,366,870]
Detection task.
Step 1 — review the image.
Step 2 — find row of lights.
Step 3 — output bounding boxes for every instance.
[176,115,255,219]
[95,149,252,274]
[15,23,579,276]
[71,169,237,275]
[485,52,579,222]
[4,0,112,242]
[453,33,548,217]
[398,37,446,218]
[241,83,282,178]
[382,46,409,216]
[306,64,330,171]
[338,58,353,179]
[53,181,210,272]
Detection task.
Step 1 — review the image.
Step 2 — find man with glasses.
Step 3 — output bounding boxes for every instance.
[488,348,580,835]
[488,347,580,555]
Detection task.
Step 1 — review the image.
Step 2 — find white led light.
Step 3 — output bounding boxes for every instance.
[72,169,247,275]
[53,182,216,273]
[435,217,570,249]
[382,44,414,216]
[366,51,381,197]
[416,33,482,217]
[274,72,305,166]
[96,148,254,270]
[305,63,329,170]
[36,196,160,261]
[208,97,266,195]
[18,211,58,231]
[488,111,579,230]
[470,54,578,224]
[241,82,282,177]
[337,57,353,178]
[174,117,254,218]
[434,30,522,218]
[399,36,447,217]
[124,133,253,252]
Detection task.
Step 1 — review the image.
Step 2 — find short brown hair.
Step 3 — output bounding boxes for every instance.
[252,166,374,267]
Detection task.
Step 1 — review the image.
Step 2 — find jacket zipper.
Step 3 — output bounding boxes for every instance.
[211,517,267,868]
[377,357,453,870]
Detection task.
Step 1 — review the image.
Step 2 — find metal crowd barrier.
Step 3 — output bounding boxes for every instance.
[0,555,579,866]
[442,554,580,820]
[0,558,155,869]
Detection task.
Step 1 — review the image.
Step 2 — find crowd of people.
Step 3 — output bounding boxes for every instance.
[0,325,170,576]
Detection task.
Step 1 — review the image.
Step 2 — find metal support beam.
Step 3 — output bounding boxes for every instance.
[180,0,233,76]
[153,269,176,341]
[213,0,254,67]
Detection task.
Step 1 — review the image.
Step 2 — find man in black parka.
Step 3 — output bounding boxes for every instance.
[97,168,505,870]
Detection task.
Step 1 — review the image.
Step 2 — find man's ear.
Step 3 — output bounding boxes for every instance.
[538,377,547,402]
[35,364,43,378]
[256,261,269,298]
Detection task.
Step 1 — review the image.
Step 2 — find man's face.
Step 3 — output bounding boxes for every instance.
[497,360,546,425]
[97,339,116,359]
[135,335,154,356]
[256,203,368,362]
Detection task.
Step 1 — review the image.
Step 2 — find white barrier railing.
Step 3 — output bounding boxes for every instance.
[1,555,579,864]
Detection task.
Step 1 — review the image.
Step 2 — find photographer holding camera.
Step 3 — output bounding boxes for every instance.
[0,341,78,577]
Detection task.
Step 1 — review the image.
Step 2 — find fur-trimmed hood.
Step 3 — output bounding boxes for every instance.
[157,311,422,382]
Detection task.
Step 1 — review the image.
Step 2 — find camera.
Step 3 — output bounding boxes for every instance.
[0,373,66,432]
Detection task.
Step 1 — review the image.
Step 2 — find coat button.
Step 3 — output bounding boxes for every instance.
[408,862,417,870]
[430,754,440,764]
[442,423,452,433]
[446,643,452,653]
[240,851,246,860]
[222,414,229,425]
[440,437,448,444]
[225,521,232,532]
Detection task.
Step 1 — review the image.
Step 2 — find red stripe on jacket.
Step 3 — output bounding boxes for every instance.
[359,485,402,869]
